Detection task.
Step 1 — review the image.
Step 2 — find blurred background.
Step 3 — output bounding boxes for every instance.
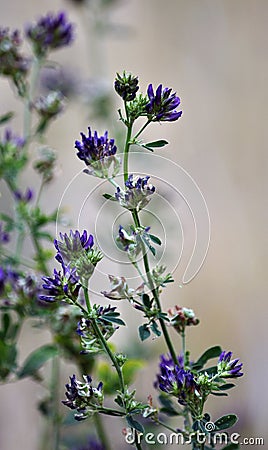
[0,0,267,449]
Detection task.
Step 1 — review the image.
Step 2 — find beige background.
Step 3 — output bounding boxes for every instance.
[0,0,267,449]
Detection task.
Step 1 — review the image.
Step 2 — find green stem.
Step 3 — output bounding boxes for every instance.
[51,355,60,450]
[133,120,150,141]
[31,232,49,276]
[23,56,42,144]
[93,414,112,450]
[132,209,177,365]
[182,330,186,367]
[83,287,125,393]
[123,123,133,184]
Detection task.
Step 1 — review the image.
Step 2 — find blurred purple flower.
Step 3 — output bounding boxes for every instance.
[26,11,74,57]
[14,188,33,203]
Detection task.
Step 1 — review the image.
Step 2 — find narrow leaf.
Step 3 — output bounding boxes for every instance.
[149,234,162,245]
[103,193,117,201]
[150,321,161,336]
[102,316,125,326]
[145,140,169,148]
[18,344,58,379]
[141,293,151,309]
[0,111,14,125]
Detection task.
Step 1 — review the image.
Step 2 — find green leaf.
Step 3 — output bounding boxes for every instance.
[102,316,126,326]
[145,140,169,148]
[211,391,228,396]
[158,394,181,416]
[103,193,117,201]
[149,234,162,245]
[218,383,236,391]
[138,324,150,341]
[141,293,151,309]
[150,321,161,337]
[214,414,238,431]
[0,111,14,125]
[192,346,222,370]
[126,415,144,433]
[18,344,58,379]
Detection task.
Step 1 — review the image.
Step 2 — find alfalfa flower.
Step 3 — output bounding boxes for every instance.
[75,127,120,178]
[26,11,74,57]
[168,306,199,335]
[146,84,182,122]
[217,351,243,379]
[62,374,103,420]
[54,230,103,284]
[39,265,81,303]
[0,28,29,93]
[115,174,155,211]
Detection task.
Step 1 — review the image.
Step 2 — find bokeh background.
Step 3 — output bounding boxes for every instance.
[0,0,267,449]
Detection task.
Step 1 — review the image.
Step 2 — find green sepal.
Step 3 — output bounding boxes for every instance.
[18,344,58,379]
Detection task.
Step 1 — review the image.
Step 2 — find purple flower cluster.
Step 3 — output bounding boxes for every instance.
[40,230,102,302]
[75,127,117,165]
[62,374,103,420]
[40,266,80,303]
[26,11,74,57]
[54,230,94,267]
[115,174,155,211]
[155,354,198,406]
[0,28,29,80]
[146,84,182,122]
[217,351,243,378]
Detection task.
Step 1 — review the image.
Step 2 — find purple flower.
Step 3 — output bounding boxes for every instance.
[62,374,103,420]
[0,223,10,244]
[0,28,29,82]
[115,174,155,211]
[39,265,81,303]
[146,84,182,122]
[14,188,33,203]
[75,127,117,164]
[26,11,74,57]
[54,229,94,266]
[75,127,120,178]
[217,351,243,378]
[2,128,25,148]
[155,354,198,406]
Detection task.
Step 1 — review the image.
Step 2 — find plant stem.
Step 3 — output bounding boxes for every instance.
[83,287,125,393]
[133,120,150,141]
[123,122,133,183]
[93,414,112,450]
[31,232,49,276]
[23,56,42,144]
[131,209,177,364]
[182,330,186,367]
[51,355,60,450]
